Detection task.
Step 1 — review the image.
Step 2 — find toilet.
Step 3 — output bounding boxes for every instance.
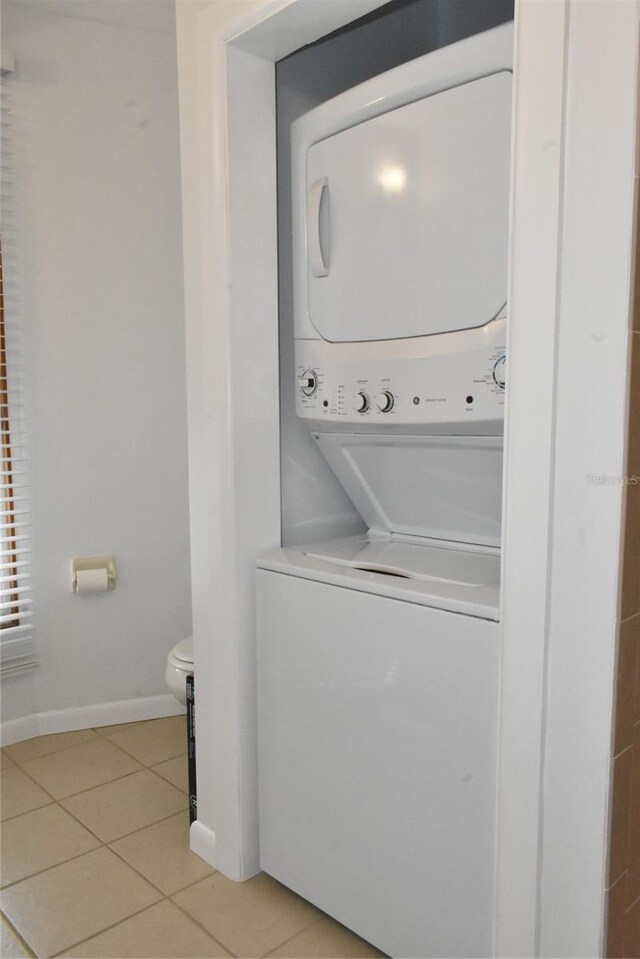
[165,637,194,705]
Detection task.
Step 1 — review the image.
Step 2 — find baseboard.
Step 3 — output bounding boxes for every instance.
[0,713,40,746]
[0,694,185,746]
[189,819,261,881]
[190,819,217,869]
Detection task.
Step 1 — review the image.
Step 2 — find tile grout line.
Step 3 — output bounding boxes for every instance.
[3,796,188,892]
[168,876,328,959]
[8,766,146,811]
[55,797,188,857]
[1,909,38,958]
[2,732,102,768]
[262,914,329,958]
[3,741,150,802]
[99,801,190,845]
[92,717,185,739]
[151,867,218,898]
[97,739,186,769]
[261,914,387,959]
[47,759,186,808]
[1,750,60,813]
[105,817,203,896]
[0,834,103,892]
[48,898,173,959]
[258,909,332,959]
[53,826,230,954]
[80,763,185,802]
[5,718,185,774]
[1,806,109,948]
[1,722,201,954]
[41,798,106,846]
[3,721,186,801]
[2,806,195,948]
[1,802,108,889]
[45,823,231,959]
[26,736,183,775]
[95,716,188,768]
[2,807,191,952]
[151,767,188,793]
[3,798,341,959]
[49,891,234,959]
[1,801,56,825]
[4,740,187,846]
[92,725,133,737]
[167,892,242,958]
[5,798,329,959]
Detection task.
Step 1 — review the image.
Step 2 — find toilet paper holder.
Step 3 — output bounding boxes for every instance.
[71,555,117,593]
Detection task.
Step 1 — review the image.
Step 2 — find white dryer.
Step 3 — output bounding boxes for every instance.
[258,22,513,959]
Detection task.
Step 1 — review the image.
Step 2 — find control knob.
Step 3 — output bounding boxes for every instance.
[355,391,370,413]
[299,370,318,396]
[493,355,506,390]
[378,390,394,413]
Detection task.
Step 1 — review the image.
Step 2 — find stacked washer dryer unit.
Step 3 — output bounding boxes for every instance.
[257,23,512,959]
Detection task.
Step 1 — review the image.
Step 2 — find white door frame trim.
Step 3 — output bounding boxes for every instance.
[496,2,569,952]
[175,0,392,888]
[175,1,638,954]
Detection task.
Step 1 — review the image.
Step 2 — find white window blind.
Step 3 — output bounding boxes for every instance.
[0,70,35,673]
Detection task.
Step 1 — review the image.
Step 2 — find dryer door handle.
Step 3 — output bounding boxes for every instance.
[308,177,330,278]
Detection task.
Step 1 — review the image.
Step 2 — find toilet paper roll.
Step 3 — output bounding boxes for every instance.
[75,568,109,593]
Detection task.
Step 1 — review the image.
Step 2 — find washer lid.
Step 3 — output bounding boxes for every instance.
[314,433,503,547]
[305,535,499,588]
[170,638,193,665]
[257,536,500,620]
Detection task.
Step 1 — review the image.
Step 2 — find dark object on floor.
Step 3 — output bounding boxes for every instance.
[186,675,197,824]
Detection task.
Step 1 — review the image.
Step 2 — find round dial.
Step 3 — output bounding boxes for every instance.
[378,390,394,413]
[299,370,318,396]
[493,355,506,390]
[355,391,370,413]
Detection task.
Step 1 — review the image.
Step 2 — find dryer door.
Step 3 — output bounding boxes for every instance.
[306,71,511,343]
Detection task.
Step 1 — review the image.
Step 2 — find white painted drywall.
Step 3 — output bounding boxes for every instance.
[1,1,191,722]
[17,0,177,35]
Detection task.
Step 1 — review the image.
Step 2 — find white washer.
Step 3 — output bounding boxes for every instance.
[258,21,512,958]
[257,551,499,958]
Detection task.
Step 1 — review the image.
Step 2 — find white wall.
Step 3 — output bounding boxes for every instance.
[1,1,191,725]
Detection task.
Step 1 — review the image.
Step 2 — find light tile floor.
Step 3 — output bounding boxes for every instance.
[0,719,383,959]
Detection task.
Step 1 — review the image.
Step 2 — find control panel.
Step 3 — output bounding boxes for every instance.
[295,318,506,431]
